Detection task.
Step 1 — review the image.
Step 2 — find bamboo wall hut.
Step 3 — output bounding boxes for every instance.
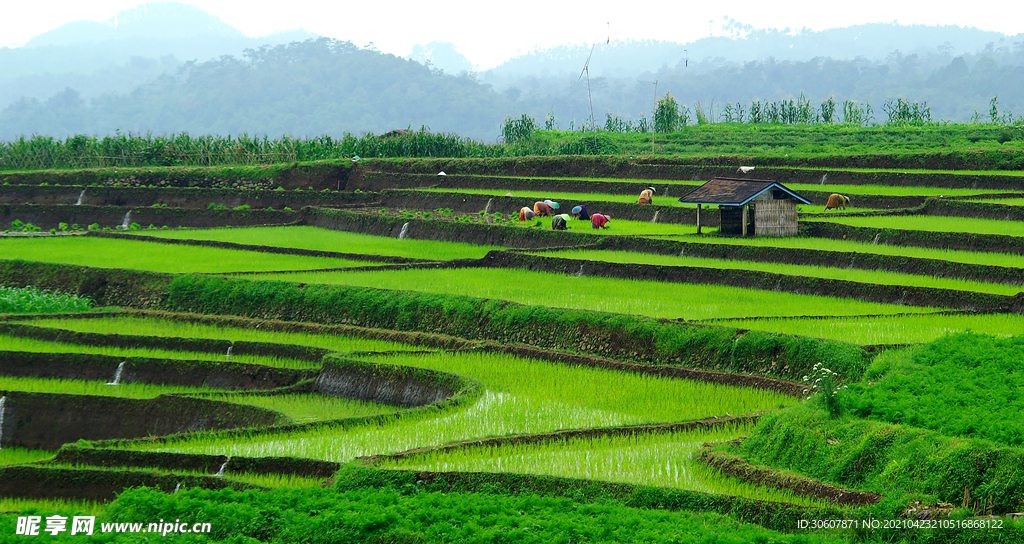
[679,178,810,237]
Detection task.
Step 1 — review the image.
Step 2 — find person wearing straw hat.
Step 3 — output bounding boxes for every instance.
[519,206,536,221]
[533,201,554,216]
[638,187,655,204]
[571,205,590,220]
[551,213,571,230]
[591,213,609,229]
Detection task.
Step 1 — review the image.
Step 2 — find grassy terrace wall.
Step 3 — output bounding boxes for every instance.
[481,251,1018,312]
[4,155,1022,194]
[1,204,300,230]
[351,173,932,209]
[303,207,603,248]
[0,466,258,501]
[807,221,1024,255]
[49,446,342,479]
[0,162,354,191]
[592,235,1024,286]
[0,319,331,362]
[165,273,868,382]
[0,350,315,390]
[0,184,376,209]
[0,260,171,307]
[0,391,283,449]
[376,189,697,224]
[352,156,1024,181]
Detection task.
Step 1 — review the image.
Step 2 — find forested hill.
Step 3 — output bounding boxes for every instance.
[0,39,512,141]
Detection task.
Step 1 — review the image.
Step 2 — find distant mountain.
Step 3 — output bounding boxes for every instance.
[482,22,1015,84]
[0,1,318,109]
[23,2,245,47]
[0,39,510,141]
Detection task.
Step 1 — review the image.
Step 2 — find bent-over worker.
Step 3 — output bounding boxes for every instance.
[638,187,655,204]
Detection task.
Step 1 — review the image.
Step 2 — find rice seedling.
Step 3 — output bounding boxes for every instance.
[0,497,106,516]
[0,375,229,399]
[131,350,794,464]
[203,393,396,424]
[0,285,93,314]
[237,267,941,320]
[0,446,55,466]
[26,316,422,355]
[379,426,827,507]
[223,472,327,489]
[0,333,314,369]
[0,237,381,274]
[530,249,1023,295]
[806,214,1024,237]
[130,226,501,260]
[971,197,1024,206]
[708,313,1024,345]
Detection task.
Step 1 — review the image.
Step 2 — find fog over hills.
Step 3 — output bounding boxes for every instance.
[1,2,1021,141]
[0,2,317,109]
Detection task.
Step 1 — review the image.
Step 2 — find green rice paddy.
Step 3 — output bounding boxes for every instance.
[708,312,1024,345]
[529,249,1024,294]
[806,214,1024,237]
[128,226,501,260]
[24,315,421,355]
[0,236,381,273]
[235,267,942,320]
[132,350,793,462]
[658,232,1024,269]
[380,426,827,507]
[0,333,313,369]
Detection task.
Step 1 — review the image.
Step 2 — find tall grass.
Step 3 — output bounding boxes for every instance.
[0,285,93,314]
[0,130,509,171]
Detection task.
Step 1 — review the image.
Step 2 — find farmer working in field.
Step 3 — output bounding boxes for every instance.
[590,213,609,229]
[551,213,571,230]
[824,193,850,211]
[533,201,555,216]
[638,187,655,204]
[571,205,590,220]
[519,207,536,221]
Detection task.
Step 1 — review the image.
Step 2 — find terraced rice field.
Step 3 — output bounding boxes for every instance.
[2,161,1023,541]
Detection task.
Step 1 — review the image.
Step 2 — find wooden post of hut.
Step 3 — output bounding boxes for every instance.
[679,177,809,237]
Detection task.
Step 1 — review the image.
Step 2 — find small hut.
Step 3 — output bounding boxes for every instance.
[679,177,810,237]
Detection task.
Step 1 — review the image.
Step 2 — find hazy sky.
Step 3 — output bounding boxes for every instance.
[4,0,1021,69]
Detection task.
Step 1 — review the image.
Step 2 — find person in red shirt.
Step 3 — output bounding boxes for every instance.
[591,213,609,229]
